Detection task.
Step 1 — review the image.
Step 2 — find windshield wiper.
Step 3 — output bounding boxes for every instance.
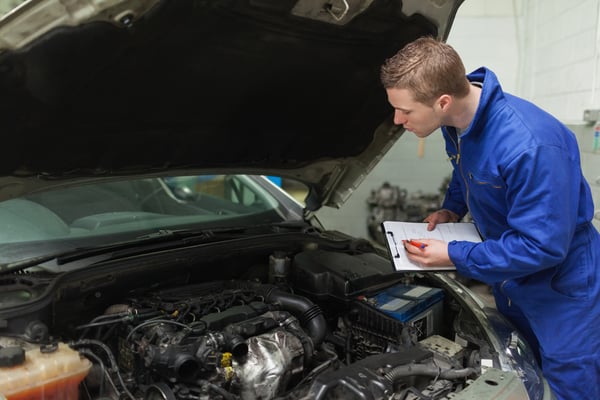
[0,229,220,275]
[0,222,317,276]
[56,228,224,265]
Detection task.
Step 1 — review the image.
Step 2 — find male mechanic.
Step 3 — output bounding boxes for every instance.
[380,36,600,400]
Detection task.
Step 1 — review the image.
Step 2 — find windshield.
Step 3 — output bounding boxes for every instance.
[0,174,304,264]
[0,1,26,18]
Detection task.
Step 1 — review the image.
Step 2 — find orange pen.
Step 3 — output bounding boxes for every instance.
[407,239,428,249]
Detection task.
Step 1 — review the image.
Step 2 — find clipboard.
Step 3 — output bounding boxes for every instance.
[382,221,482,271]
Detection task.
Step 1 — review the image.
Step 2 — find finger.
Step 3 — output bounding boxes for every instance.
[427,220,436,231]
[402,240,420,253]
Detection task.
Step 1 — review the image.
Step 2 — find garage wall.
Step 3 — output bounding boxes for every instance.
[520,0,600,229]
[316,0,600,239]
[519,0,599,124]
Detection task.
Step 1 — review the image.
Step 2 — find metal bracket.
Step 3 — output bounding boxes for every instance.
[326,0,349,21]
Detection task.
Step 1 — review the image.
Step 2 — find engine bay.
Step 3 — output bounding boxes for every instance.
[0,237,510,400]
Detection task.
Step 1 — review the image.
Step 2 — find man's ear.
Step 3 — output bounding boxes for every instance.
[437,94,452,112]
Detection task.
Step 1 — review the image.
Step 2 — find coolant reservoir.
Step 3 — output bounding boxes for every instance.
[0,341,91,400]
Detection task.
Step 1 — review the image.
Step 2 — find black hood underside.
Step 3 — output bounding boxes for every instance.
[1,0,436,176]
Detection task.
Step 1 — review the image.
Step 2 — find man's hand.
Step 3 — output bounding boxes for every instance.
[423,209,460,231]
[403,239,452,267]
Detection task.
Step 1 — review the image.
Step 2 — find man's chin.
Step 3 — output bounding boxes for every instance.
[410,130,428,138]
[409,128,435,138]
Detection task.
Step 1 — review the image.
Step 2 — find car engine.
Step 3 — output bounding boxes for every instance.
[0,239,523,400]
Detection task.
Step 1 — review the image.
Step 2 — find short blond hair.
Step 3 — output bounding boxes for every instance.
[380,37,470,105]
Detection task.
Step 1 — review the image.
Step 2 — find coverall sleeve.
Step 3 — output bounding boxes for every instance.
[448,144,582,284]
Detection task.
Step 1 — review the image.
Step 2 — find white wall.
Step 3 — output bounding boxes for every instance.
[447,0,522,94]
[520,0,600,124]
[436,0,600,126]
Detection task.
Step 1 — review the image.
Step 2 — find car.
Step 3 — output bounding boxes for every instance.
[0,1,555,400]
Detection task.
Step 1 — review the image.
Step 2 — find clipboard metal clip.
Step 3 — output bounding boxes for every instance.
[386,231,401,258]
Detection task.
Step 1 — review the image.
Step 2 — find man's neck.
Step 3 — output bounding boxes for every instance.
[448,84,482,130]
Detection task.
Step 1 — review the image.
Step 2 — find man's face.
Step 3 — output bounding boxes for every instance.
[385,88,442,137]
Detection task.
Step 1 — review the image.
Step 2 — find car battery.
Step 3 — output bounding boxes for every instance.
[369,284,444,340]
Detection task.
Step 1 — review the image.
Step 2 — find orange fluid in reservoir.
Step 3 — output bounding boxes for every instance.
[5,371,89,400]
[0,342,91,400]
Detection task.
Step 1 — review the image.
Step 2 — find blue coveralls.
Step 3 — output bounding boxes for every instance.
[443,67,600,400]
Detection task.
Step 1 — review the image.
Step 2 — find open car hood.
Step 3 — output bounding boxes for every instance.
[0,0,462,210]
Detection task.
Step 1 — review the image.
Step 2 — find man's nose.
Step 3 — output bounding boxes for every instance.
[394,111,407,125]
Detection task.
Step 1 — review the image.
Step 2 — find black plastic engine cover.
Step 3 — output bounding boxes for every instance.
[291,250,395,300]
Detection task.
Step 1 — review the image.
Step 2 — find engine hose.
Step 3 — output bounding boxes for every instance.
[260,285,327,345]
[272,310,315,365]
[225,281,327,346]
[70,339,136,400]
[385,364,476,383]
